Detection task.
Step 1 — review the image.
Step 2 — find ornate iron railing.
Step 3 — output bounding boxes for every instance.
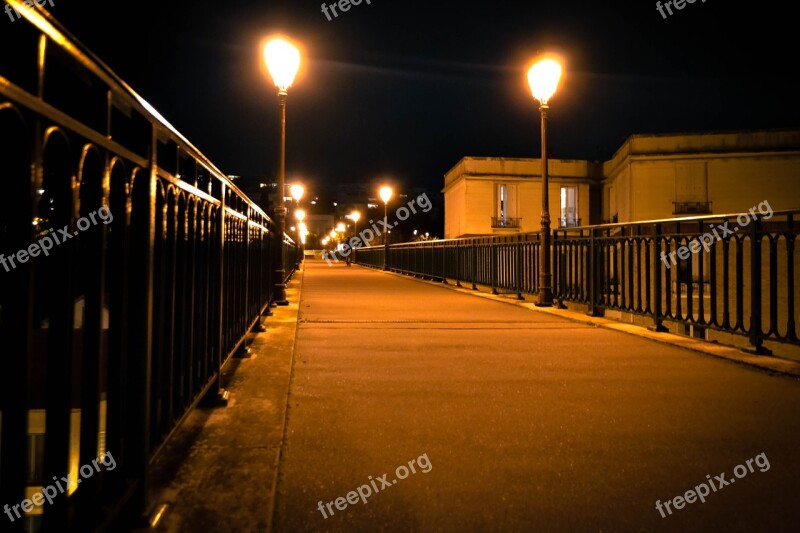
[357,212,800,353]
[491,216,522,229]
[0,2,295,530]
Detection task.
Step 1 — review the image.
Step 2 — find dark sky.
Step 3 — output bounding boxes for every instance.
[47,0,798,193]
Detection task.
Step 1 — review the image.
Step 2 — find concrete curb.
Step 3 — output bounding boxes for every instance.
[266,268,305,532]
[370,266,800,380]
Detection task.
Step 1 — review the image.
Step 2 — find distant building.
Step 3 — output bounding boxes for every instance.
[602,130,800,223]
[443,157,601,238]
[444,129,800,239]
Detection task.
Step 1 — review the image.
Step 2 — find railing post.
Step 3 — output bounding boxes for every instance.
[787,215,797,343]
[516,236,524,300]
[553,230,567,308]
[207,184,230,404]
[456,243,462,287]
[126,125,158,525]
[586,227,601,316]
[491,240,498,294]
[472,241,478,290]
[651,223,668,331]
[748,216,770,354]
[441,243,447,283]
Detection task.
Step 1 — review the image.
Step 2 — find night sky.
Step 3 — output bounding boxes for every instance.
[45,0,798,194]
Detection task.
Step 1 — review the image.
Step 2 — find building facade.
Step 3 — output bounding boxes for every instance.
[444,129,800,239]
[443,157,602,238]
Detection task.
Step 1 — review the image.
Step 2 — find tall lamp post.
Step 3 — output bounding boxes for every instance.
[379,186,393,270]
[295,208,306,269]
[264,37,301,305]
[291,183,305,268]
[527,57,562,307]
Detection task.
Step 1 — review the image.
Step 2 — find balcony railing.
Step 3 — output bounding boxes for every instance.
[559,217,581,228]
[673,201,713,215]
[491,217,521,229]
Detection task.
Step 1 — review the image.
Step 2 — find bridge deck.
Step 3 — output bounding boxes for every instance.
[155,260,800,532]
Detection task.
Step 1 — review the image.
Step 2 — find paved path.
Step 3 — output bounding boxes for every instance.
[273,261,800,532]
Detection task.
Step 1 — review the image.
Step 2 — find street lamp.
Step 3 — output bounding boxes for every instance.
[379,186,393,270]
[264,37,301,305]
[298,222,308,244]
[294,208,306,269]
[290,183,304,203]
[527,56,562,307]
[291,185,305,268]
[348,210,361,263]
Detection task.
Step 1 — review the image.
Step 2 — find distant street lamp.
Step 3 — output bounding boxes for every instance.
[379,186,393,270]
[264,37,301,305]
[348,210,361,263]
[527,56,562,307]
[294,208,306,269]
[291,184,305,267]
[298,222,308,245]
[290,183,304,203]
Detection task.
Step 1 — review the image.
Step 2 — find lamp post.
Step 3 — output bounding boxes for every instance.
[298,221,308,253]
[527,57,562,307]
[264,37,301,305]
[379,186,393,270]
[295,208,306,269]
[291,183,305,269]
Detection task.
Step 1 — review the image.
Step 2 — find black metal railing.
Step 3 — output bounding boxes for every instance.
[0,2,296,530]
[491,216,522,229]
[673,201,713,215]
[357,212,799,353]
[558,217,581,228]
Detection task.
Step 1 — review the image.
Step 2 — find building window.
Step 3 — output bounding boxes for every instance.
[560,186,579,227]
[674,162,711,214]
[493,183,520,228]
[497,183,517,220]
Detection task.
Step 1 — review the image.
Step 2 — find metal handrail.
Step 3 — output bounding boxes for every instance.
[0,4,297,530]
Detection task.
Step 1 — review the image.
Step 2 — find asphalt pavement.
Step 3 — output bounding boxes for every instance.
[273,260,800,532]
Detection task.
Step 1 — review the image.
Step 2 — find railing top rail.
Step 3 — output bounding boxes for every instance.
[5,0,273,224]
[555,208,800,232]
[356,208,800,250]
